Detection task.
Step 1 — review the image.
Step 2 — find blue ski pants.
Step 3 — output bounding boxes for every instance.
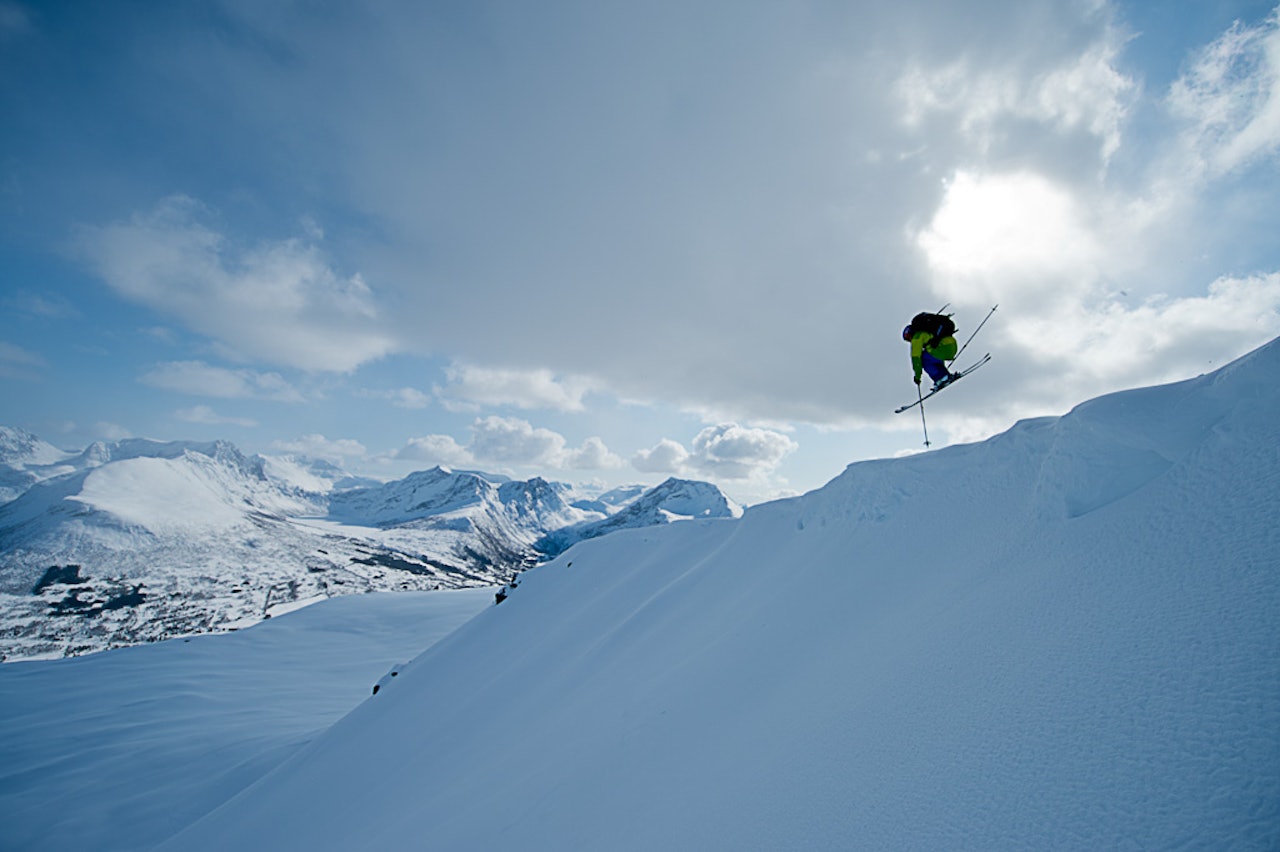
[921,349,950,382]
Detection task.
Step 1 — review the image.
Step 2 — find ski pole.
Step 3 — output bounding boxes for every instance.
[917,384,931,447]
[951,304,998,364]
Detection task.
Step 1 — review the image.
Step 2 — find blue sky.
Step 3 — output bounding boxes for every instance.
[3,0,1280,504]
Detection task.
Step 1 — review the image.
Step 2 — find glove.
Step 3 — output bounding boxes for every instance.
[913,374,921,385]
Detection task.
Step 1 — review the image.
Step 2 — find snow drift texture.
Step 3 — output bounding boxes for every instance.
[154,338,1280,850]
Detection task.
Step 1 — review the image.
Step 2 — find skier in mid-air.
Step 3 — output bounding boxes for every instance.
[902,311,959,392]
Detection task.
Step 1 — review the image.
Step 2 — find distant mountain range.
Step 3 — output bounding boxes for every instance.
[0,427,740,661]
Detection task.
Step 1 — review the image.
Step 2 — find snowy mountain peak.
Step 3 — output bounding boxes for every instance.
[69,437,264,477]
[0,427,80,504]
[326,466,492,526]
[537,476,741,556]
[497,476,574,520]
[643,476,744,519]
[0,426,71,468]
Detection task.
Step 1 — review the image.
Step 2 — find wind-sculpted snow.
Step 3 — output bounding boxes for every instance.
[160,338,1280,851]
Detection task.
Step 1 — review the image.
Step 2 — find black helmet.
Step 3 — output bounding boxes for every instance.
[902,324,913,341]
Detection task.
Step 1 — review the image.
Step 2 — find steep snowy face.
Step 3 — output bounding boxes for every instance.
[163,339,1280,852]
[327,467,492,526]
[0,427,70,468]
[636,477,743,520]
[498,477,583,528]
[0,427,75,503]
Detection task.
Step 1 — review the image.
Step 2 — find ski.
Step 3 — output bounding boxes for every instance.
[894,353,991,414]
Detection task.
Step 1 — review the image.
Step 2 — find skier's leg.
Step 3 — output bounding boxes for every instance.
[931,336,958,361]
[921,350,949,382]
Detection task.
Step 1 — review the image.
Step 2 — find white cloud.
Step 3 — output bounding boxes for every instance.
[916,170,1101,305]
[911,165,1280,411]
[141,326,179,345]
[1026,272,1280,384]
[897,29,1137,161]
[689,424,799,479]
[141,361,304,402]
[77,196,395,372]
[1035,39,1137,162]
[1169,8,1280,177]
[21,1,1280,463]
[908,16,1280,416]
[174,405,257,428]
[632,438,690,474]
[927,271,1280,446]
[271,434,368,462]
[397,416,623,472]
[467,416,567,466]
[327,0,1174,431]
[436,363,596,413]
[0,2,31,39]
[361,387,431,410]
[93,422,132,441]
[564,435,625,470]
[2,290,78,320]
[394,434,474,468]
[635,424,798,480]
[0,341,45,379]
[392,388,430,409]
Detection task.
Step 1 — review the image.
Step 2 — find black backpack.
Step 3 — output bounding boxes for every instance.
[911,312,956,341]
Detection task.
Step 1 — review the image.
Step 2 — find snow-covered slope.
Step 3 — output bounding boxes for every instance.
[161,338,1280,851]
[0,588,492,852]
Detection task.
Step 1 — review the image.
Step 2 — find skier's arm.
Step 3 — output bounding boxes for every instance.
[910,333,927,382]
